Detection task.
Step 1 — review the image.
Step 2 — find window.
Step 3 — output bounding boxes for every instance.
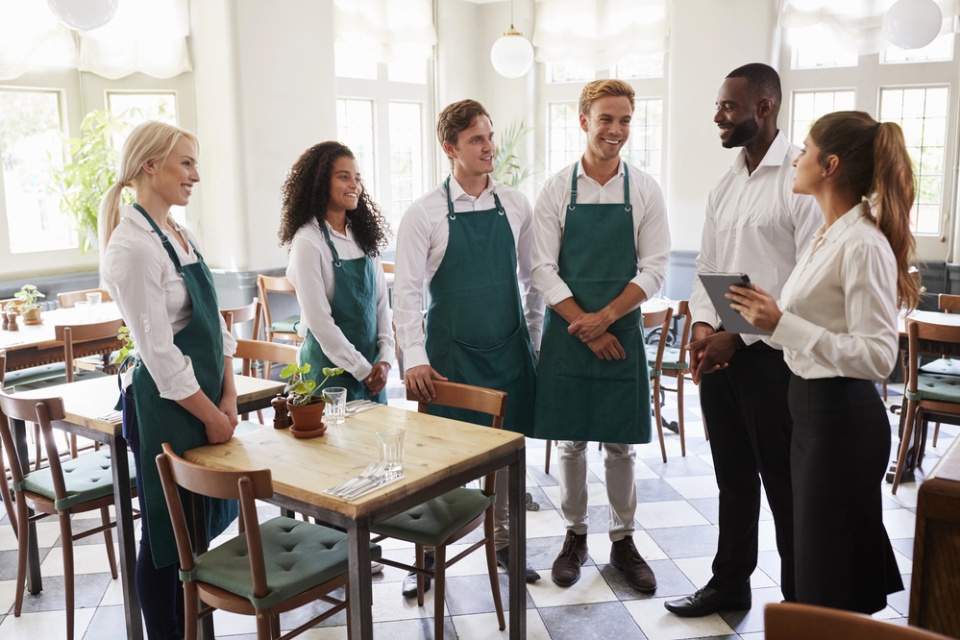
[790,26,860,69]
[624,98,663,181]
[336,98,377,192]
[614,53,664,80]
[547,102,583,176]
[547,61,595,84]
[388,102,423,224]
[790,90,856,146]
[0,89,72,254]
[882,34,954,64]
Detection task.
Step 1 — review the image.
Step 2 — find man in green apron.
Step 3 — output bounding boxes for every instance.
[394,99,543,597]
[532,80,671,593]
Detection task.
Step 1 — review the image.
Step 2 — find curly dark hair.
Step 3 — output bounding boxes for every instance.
[278,141,390,256]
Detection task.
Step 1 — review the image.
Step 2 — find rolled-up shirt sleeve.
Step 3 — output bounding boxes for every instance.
[394,201,434,369]
[532,173,574,306]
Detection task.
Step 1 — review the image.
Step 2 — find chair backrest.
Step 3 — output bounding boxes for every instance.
[0,349,5,386]
[56,288,112,309]
[233,339,298,376]
[673,300,691,366]
[764,602,953,640]
[906,319,960,393]
[938,293,960,313]
[54,318,125,382]
[0,388,68,495]
[643,306,674,371]
[381,261,395,274]
[256,274,298,338]
[156,443,273,589]
[0,298,14,311]
[220,298,262,337]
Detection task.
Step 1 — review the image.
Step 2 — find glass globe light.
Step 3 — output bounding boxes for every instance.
[490,28,534,79]
[883,0,942,49]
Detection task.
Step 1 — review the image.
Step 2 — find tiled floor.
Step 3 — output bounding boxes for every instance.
[0,372,948,639]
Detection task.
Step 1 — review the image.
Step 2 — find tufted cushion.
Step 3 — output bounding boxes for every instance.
[371,487,495,547]
[919,358,960,376]
[645,345,689,371]
[269,315,301,335]
[18,449,136,511]
[184,516,380,610]
[905,373,960,403]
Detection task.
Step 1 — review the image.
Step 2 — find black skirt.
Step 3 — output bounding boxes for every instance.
[788,375,904,614]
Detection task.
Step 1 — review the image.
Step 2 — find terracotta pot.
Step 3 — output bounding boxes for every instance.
[287,400,326,438]
[20,306,42,325]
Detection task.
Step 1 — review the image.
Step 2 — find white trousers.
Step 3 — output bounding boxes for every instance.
[558,440,637,541]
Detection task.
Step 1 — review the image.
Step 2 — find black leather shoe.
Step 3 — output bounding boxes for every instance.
[401,552,435,598]
[496,547,541,582]
[664,586,752,617]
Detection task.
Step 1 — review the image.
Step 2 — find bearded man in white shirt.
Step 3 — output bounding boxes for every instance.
[664,63,821,617]
[393,99,544,598]
[532,79,671,593]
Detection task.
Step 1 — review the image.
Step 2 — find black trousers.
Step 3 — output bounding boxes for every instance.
[789,375,903,614]
[699,343,795,599]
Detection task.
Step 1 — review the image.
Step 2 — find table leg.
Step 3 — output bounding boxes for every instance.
[508,447,527,638]
[109,434,144,640]
[346,518,373,639]
[12,417,42,594]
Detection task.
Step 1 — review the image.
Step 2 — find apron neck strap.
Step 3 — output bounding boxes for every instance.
[318,221,343,268]
[568,162,632,212]
[444,175,505,220]
[133,203,202,274]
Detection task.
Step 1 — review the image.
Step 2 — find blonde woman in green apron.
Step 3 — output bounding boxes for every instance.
[532,80,671,593]
[281,142,393,405]
[101,121,239,639]
[394,99,544,597]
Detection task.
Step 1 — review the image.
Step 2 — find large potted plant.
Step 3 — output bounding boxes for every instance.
[12,284,45,325]
[280,363,345,438]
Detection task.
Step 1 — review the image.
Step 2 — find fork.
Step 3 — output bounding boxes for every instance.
[340,467,394,500]
[335,463,387,498]
[327,462,377,495]
[329,462,385,496]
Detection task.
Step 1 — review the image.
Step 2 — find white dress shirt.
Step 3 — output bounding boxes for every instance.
[532,159,670,306]
[285,219,394,381]
[689,131,822,345]
[102,205,237,401]
[771,202,899,380]
[393,175,544,370]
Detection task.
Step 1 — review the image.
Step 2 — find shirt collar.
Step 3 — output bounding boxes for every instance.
[732,130,790,175]
[577,158,625,184]
[121,204,180,236]
[822,201,869,242]
[447,174,495,201]
[321,218,352,240]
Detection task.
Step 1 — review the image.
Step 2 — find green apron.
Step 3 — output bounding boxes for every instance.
[533,165,651,444]
[130,203,238,567]
[424,176,538,435]
[298,222,386,404]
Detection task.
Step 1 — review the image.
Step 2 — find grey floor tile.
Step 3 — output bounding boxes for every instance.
[19,572,113,613]
[539,601,645,640]
[84,604,136,640]
[635,478,686,502]
[687,497,720,525]
[720,585,783,634]
[601,557,695,601]
[647,525,719,559]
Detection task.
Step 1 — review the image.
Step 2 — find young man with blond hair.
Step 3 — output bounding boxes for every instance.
[533,79,670,592]
[394,98,543,597]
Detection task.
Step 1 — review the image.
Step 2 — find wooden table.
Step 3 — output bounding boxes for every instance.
[10,374,285,640]
[185,404,528,639]
[0,303,123,372]
[910,435,960,636]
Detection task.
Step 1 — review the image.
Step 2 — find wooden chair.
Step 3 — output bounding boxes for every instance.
[893,318,960,493]
[916,294,960,441]
[648,300,692,457]
[372,381,507,640]
[233,339,298,424]
[156,442,378,640]
[0,351,17,535]
[544,306,675,473]
[256,275,303,378]
[0,387,137,640]
[56,288,112,308]
[220,298,262,337]
[764,602,953,640]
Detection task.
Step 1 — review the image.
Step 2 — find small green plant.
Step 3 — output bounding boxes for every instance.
[493,120,537,188]
[281,363,345,406]
[12,284,44,311]
[113,326,135,366]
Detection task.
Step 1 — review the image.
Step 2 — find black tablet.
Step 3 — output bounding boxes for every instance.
[697,272,771,336]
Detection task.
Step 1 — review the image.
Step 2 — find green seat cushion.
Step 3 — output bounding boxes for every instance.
[18,449,136,511]
[184,516,380,610]
[645,345,689,371]
[234,420,263,436]
[269,315,301,335]
[906,374,960,403]
[371,487,495,547]
[919,358,960,376]
[4,363,67,391]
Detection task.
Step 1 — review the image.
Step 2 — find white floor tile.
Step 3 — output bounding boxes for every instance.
[624,597,735,640]
[40,543,119,576]
[371,579,445,622]
[0,607,95,640]
[664,476,719,500]
[635,501,711,529]
[672,556,715,589]
[526,566,618,608]
[882,508,917,539]
[452,609,551,640]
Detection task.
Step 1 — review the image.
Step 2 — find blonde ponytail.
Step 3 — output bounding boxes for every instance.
[98,182,126,259]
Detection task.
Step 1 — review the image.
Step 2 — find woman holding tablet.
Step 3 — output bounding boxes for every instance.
[728,111,915,613]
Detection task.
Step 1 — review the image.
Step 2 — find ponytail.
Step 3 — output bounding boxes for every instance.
[98,181,125,260]
[871,122,919,310]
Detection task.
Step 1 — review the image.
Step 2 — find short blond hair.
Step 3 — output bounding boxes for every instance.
[579,79,635,116]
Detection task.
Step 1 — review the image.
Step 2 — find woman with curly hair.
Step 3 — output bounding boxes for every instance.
[282,141,394,402]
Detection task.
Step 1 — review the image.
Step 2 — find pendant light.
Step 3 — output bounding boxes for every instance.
[490,0,534,78]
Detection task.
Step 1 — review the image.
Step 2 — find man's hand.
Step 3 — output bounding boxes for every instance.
[404,364,448,401]
[568,310,614,343]
[586,332,626,360]
[364,361,391,396]
[686,331,743,384]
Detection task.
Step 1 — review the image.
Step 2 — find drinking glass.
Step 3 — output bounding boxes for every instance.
[377,427,405,474]
[324,387,347,425]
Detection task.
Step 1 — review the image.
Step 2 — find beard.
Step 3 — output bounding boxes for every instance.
[722,117,760,149]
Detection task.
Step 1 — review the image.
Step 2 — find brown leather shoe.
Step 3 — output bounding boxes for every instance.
[551,530,588,587]
[610,537,657,592]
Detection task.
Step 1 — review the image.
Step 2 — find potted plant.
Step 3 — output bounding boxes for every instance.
[280,363,345,438]
[12,284,45,325]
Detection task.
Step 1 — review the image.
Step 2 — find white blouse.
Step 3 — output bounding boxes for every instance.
[102,206,237,400]
[771,202,899,380]
[285,219,394,381]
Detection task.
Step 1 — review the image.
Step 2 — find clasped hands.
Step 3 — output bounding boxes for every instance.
[567,310,625,361]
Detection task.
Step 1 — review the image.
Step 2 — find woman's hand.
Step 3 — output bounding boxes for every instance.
[218,391,239,428]
[204,411,235,444]
[364,361,391,396]
[726,283,782,333]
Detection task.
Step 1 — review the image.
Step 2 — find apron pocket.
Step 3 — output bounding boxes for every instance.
[452,324,529,386]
